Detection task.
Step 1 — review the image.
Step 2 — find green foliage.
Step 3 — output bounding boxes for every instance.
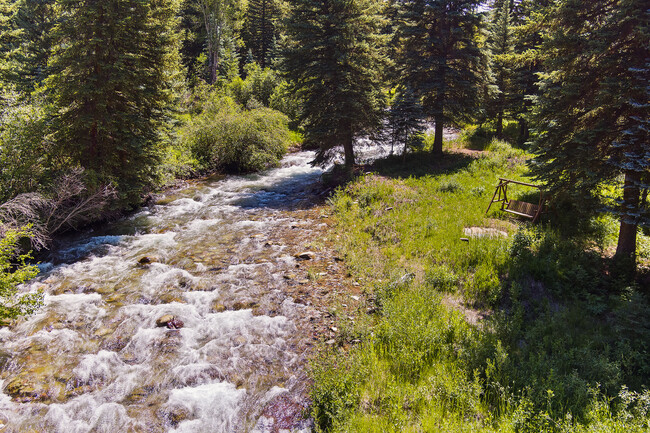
[385,85,425,157]
[0,226,42,321]
[179,92,291,173]
[0,92,53,202]
[242,0,280,68]
[283,0,388,166]
[198,0,243,83]
[46,0,182,206]
[531,0,649,263]
[396,0,487,154]
[314,137,650,431]
[227,62,280,108]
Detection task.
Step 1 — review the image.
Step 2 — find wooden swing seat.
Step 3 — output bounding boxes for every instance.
[486,178,546,223]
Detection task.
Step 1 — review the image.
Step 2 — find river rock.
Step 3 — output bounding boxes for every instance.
[463,227,508,239]
[4,372,57,403]
[156,315,175,327]
[294,251,315,260]
[163,405,192,427]
[167,318,184,329]
[138,256,158,266]
[213,302,226,313]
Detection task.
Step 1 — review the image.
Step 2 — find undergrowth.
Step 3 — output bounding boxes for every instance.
[311,138,650,432]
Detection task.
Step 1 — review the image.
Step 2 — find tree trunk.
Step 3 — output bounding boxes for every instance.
[614,170,640,279]
[518,117,528,145]
[496,111,503,138]
[433,116,444,155]
[210,53,218,84]
[615,170,640,258]
[343,120,355,167]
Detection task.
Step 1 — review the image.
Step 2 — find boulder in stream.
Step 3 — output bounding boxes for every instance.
[156,314,175,327]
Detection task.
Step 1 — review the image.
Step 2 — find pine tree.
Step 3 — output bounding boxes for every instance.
[531,0,649,273]
[12,0,57,90]
[243,0,279,68]
[0,0,20,94]
[488,0,514,138]
[508,0,552,144]
[47,0,182,205]
[387,85,425,157]
[396,0,486,155]
[283,0,388,166]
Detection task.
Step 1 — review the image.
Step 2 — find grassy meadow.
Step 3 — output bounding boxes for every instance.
[310,133,650,432]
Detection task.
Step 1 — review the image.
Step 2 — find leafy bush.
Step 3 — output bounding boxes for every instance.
[180,93,292,173]
[227,63,280,108]
[0,94,53,202]
[0,227,43,321]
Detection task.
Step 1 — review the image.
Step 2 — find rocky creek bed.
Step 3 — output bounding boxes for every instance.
[0,151,366,433]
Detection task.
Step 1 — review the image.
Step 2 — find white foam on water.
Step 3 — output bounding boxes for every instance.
[140,264,199,295]
[0,151,332,431]
[166,381,246,433]
[184,218,221,232]
[54,254,132,287]
[44,293,106,322]
[182,291,220,314]
[164,198,205,217]
[129,231,178,251]
[73,350,126,385]
[171,363,225,387]
[44,400,132,433]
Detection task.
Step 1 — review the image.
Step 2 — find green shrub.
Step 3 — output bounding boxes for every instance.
[180,93,292,173]
[0,227,43,321]
[0,95,53,202]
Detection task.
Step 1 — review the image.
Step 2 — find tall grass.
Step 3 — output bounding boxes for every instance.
[311,139,650,432]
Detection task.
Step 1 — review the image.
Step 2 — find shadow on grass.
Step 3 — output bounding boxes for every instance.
[366,150,478,180]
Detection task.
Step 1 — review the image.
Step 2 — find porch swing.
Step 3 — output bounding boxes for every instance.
[485,178,547,223]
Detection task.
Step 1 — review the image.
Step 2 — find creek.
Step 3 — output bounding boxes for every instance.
[0,150,350,433]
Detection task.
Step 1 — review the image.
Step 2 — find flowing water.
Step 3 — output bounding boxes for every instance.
[0,151,344,432]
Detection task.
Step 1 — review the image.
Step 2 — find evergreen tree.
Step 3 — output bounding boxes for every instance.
[531,0,649,273]
[0,0,19,94]
[488,0,514,138]
[47,0,182,205]
[387,85,425,157]
[178,0,207,82]
[12,0,57,90]
[283,0,388,166]
[243,0,279,68]
[397,0,486,155]
[508,0,552,144]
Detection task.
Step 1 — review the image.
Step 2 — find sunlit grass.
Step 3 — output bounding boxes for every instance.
[310,137,650,432]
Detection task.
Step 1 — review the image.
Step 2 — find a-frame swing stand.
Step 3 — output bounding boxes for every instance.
[486,178,547,223]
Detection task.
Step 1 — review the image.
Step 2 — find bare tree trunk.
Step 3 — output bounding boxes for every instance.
[518,117,528,145]
[616,170,640,258]
[433,115,444,155]
[614,170,640,280]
